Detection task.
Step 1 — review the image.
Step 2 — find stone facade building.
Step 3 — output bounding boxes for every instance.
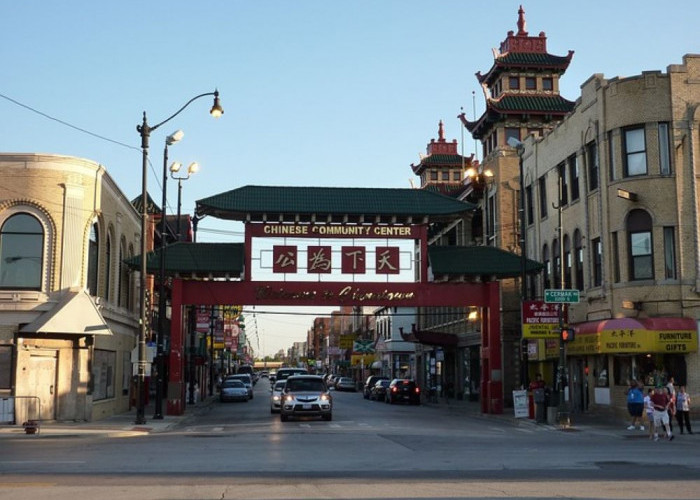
[0,153,141,423]
[520,54,700,417]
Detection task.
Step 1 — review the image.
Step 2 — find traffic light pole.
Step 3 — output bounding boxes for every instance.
[554,174,570,427]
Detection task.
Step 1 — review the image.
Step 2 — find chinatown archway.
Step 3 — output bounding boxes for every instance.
[146,186,540,416]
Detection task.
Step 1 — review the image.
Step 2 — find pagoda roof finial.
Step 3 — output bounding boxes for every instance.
[517,5,528,36]
[438,120,445,141]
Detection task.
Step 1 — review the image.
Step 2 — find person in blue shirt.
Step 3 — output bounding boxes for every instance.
[626,379,645,431]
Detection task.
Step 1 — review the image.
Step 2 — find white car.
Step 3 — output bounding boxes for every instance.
[225,374,253,399]
[270,379,287,413]
[220,379,249,403]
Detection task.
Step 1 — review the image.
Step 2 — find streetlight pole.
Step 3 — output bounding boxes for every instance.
[153,129,183,420]
[135,90,223,425]
[170,162,200,241]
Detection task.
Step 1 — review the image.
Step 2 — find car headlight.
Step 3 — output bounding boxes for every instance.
[284,394,294,402]
[320,393,330,401]
[272,395,280,401]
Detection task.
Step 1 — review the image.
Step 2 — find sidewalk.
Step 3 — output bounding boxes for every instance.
[0,397,216,438]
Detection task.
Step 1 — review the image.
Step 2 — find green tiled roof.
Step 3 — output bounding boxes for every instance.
[196,185,475,222]
[497,52,572,67]
[490,95,575,113]
[125,242,244,277]
[415,154,468,166]
[428,245,543,279]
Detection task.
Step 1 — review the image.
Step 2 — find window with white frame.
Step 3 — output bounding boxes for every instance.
[623,126,647,177]
[658,122,671,175]
[627,209,653,280]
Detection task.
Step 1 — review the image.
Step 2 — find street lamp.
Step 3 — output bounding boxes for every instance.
[152,129,183,420]
[170,161,200,241]
[135,90,222,425]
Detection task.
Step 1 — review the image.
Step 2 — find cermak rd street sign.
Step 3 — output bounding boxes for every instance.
[544,289,580,304]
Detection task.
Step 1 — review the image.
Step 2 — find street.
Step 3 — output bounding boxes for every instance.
[1,378,699,499]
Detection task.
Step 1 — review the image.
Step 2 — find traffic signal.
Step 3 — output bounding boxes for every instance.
[560,328,575,342]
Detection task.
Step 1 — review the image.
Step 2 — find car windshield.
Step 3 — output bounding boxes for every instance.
[377,380,390,387]
[274,382,286,391]
[286,379,326,392]
[223,380,244,388]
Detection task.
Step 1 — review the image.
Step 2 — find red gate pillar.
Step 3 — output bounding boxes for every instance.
[480,281,503,414]
[167,278,185,415]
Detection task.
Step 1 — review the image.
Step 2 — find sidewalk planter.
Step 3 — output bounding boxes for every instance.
[22,420,39,434]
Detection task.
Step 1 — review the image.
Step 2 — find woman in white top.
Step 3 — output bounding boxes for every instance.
[675,386,692,434]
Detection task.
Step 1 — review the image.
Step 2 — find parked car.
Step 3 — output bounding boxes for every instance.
[369,379,391,401]
[363,375,389,399]
[220,379,249,403]
[385,379,421,405]
[280,375,332,422]
[270,379,287,413]
[335,377,357,392]
[225,374,254,399]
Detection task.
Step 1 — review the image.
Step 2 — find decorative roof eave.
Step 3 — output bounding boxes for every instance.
[410,153,472,175]
[476,50,574,86]
[124,242,245,278]
[196,185,476,225]
[428,245,543,280]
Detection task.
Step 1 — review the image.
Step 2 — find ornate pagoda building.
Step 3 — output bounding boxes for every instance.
[458,5,576,401]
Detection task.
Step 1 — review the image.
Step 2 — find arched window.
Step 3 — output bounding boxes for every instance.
[104,233,111,301]
[542,244,551,290]
[574,230,584,291]
[563,234,572,289]
[552,238,561,288]
[0,213,43,289]
[627,209,653,280]
[118,237,129,309]
[88,222,99,296]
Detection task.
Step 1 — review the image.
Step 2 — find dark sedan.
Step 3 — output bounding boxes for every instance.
[385,379,421,405]
[369,379,390,401]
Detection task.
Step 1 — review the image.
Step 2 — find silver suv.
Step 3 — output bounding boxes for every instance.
[280,375,332,422]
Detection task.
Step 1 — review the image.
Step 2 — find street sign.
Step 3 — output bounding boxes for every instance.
[544,289,580,304]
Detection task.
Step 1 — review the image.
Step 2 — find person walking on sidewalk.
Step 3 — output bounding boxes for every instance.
[626,379,645,430]
[651,385,674,441]
[644,388,655,439]
[675,385,693,435]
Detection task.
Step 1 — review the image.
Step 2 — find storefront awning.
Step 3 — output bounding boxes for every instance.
[569,317,697,355]
[400,329,458,347]
[20,290,112,336]
[370,360,383,369]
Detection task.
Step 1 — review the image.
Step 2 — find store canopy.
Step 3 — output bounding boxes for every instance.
[400,328,458,347]
[569,317,697,355]
[20,290,111,336]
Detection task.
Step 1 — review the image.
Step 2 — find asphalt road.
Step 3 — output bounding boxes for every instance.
[1,378,699,499]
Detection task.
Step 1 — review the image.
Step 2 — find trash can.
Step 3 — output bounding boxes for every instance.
[533,388,546,423]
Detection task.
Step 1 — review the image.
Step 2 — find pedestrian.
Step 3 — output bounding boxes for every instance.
[644,388,655,440]
[666,377,676,433]
[675,385,693,434]
[626,379,645,430]
[651,385,674,441]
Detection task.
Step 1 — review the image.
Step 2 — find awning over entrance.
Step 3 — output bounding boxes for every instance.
[400,329,458,347]
[569,317,697,355]
[20,290,111,336]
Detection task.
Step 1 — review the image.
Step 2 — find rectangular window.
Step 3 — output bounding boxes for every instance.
[629,231,653,280]
[587,141,599,191]
[92,349,116,401]
[525,77,536,90]
[441,171,449,181]
[593,237,603,286]
[452,171,461,181]
[568,154,579,201]
[558,162,568,206]
[525,184,534,225]
[542,77,553,91]
[575,244,584,291]
[538,176,548,219]
[544,257,551,290]
[611,232,620,283]
[509,76,520,90]
[664,226,677,279]
[624,126,647,176]
[430,171,438,181]
[659,122,671,175]
[607,131,616,181]
[0,345,12,389]
[505,127,521,145]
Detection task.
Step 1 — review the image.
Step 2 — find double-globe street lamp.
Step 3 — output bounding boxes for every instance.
[170,161,200,241]
[136,90,223,425]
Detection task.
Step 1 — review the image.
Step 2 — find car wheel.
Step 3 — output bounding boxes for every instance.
[280,413,289,422]
[323,413,332,421]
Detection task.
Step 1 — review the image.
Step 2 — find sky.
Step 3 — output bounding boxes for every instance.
[2,1,698,357]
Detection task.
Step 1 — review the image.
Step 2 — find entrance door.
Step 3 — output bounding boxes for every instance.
[28,351,57,421]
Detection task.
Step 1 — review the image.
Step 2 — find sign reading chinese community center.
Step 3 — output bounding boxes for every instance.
[247,222,424,283]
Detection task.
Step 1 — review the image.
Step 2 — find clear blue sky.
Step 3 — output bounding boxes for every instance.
[2,1,698,356]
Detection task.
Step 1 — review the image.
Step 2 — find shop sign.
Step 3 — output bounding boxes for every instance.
[566,328,698,355]
[522,300,567,339]
[351,354,374,366]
